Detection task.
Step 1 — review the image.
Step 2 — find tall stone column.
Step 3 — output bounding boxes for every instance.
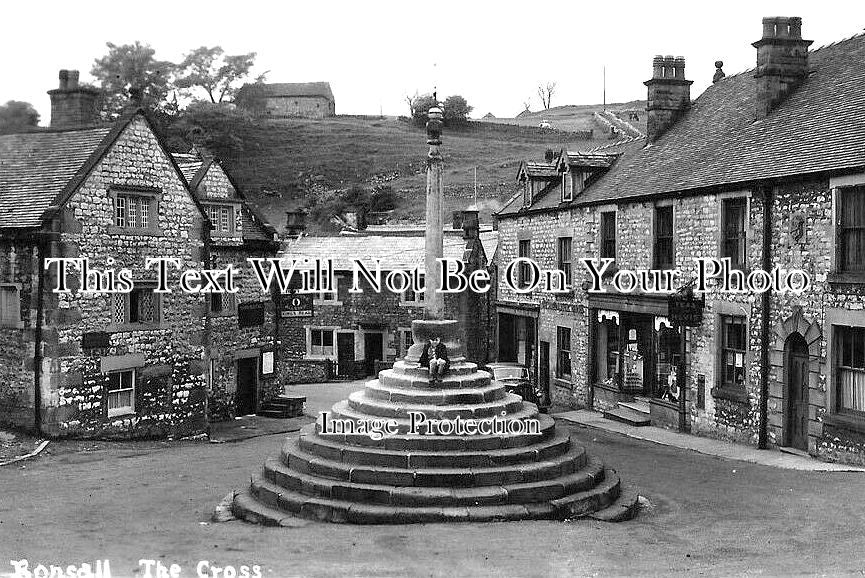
[424,105,444,320]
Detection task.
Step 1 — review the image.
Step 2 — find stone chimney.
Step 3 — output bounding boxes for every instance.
[284,210,306,238]
[48,70,100,128]
[461,209,480,240]
[753,16,812,119]
[644,56,693,143]
[544,149,555,163]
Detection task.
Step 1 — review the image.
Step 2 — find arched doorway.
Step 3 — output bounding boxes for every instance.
[785,333,810,451]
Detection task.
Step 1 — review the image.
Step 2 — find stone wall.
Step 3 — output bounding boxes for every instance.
[40,116,208,439]
[496,166,865,464]
[0,239,39,431]
[264,96,334,119]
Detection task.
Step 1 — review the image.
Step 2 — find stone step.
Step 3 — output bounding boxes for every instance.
[278,439,588,487]
[364,379,507,405]
[298,429,573,468]
[618,400,649,415]
[235,465,618,525]
[322,399,541,435]
[257,454,604,507]
[346,390,524,420]
[378,368,491,389]
[603,406,651,427]
[551,469,623,518]
[257,408,303,419]
[390,360,479,377]
[309,412,557,451]
[587,482,640,522]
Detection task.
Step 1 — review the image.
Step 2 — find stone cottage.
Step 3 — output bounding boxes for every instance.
[171,150,281,421]
[0,70,280,438]
[275,210,492,382]
[236,82,335,118]
[495,17,865,465]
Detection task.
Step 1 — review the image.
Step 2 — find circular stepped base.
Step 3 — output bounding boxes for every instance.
[234,319,639,524]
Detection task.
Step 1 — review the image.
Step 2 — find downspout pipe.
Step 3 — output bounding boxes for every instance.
[758,188,773,449]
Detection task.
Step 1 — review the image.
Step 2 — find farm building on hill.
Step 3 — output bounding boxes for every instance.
[236,82,335,119]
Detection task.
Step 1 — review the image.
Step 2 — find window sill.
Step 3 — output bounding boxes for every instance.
[107,226,163,237]
[0,321,25,329]
[107,409,135,419]
[105,323,163,332]
[314,300,343,307]
[553,377,572,389]
[711,386,750,405]
[827,272,865,286]
[823,412,865,435]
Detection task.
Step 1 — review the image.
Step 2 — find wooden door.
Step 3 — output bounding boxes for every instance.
[786,334,810,451]
[235,357,258,416]
[337,333,355,377]
[364,333,383,376]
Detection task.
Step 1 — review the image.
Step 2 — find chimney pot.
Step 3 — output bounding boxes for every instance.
[49,69,100,128]
[753,16,812,119]
[284,210,307,238]
[644,56,693,142]
[461,209,480,240]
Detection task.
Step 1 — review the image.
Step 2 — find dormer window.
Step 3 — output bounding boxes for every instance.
[206,204,235,234]
[562,171,587,203]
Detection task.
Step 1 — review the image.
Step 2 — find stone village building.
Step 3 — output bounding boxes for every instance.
[236,82,336,119]
[170,150,281,421]
[274,210,494,382]
[0,70,280,438]
[495,18,865,465]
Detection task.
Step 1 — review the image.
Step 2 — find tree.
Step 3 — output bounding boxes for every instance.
[175,46,263,103]
[537,82,557,110]
[0,100,39,133]
[91,41,176,117]
[410,94,438,127]
[404,90,422,119]
[442,95,472,125]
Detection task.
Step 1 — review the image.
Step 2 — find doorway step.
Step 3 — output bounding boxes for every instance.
[258,395,307,419]
[603,398,650,427]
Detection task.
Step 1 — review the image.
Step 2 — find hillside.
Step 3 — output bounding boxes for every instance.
[482,100,647,135]
[187,115,602,229]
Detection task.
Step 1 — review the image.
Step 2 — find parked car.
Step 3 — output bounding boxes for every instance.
[484,362,548,411]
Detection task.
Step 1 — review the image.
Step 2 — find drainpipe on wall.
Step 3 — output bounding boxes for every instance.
[33,233,46,436]
[758,187,774,449]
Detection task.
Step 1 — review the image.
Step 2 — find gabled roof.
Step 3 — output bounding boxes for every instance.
[557,151,620,171]
[517,160,559,180]
[0,111,209,231]
[169,150,277,244]
[0,126,113,228]
[253,82,334,101]
[576,32,865,205]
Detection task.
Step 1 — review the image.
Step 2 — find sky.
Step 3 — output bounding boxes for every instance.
[2,1,865,125]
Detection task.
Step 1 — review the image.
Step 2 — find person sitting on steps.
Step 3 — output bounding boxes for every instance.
[419,336,449,384]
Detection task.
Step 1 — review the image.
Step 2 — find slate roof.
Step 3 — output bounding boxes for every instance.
[0,126,112,228]
[576,32,865,205]
[254,82,334,101]
[171,152,203,183]
[558,151,619,169]
[281,235,473,271]
[169,151,276,244]
[519,161,559,180]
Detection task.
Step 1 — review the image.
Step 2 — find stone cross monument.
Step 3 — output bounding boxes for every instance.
[424,104,445,319]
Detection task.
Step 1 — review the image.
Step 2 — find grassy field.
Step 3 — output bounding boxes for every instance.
[483,100,647,134]
[204,112,629,227]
